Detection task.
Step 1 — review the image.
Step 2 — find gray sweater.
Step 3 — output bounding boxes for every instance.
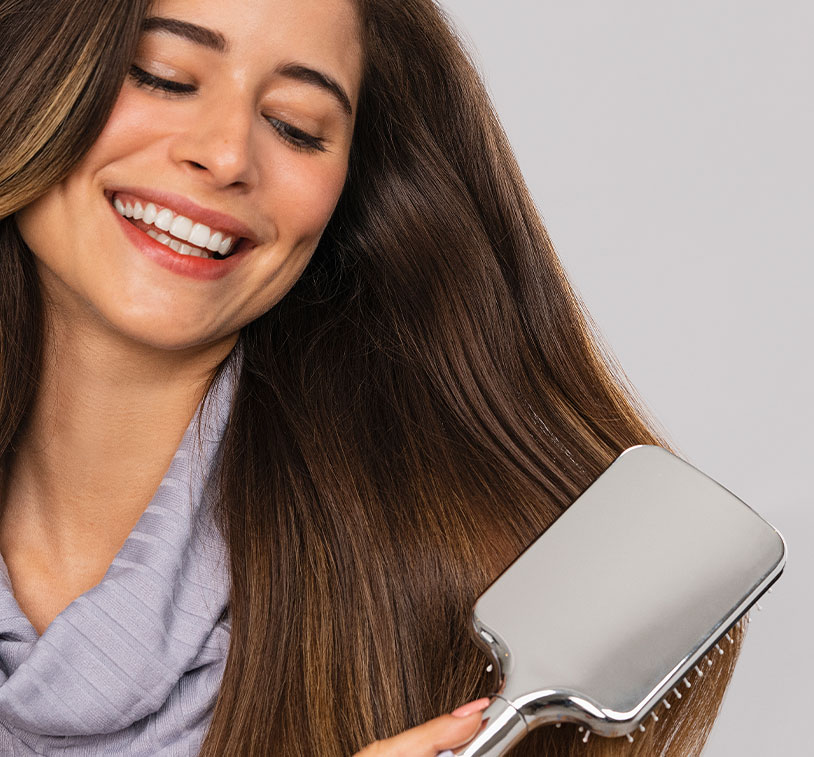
[0,362,236,755]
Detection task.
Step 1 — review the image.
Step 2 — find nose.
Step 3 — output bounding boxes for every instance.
[170,103,259,190]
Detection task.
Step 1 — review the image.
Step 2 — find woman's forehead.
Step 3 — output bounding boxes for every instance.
[145,0,363,98]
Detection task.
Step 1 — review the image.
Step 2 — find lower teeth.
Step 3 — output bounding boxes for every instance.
[146,229,213,259]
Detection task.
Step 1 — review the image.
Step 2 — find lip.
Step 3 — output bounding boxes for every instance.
[105,185,258,241]
[109,199,251,281]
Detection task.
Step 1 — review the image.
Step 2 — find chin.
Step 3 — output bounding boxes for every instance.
[100,306,238,354]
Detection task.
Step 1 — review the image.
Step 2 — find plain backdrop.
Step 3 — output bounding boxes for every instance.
[436,2,813,755]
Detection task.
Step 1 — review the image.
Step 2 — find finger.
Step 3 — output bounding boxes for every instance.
[354,698,491,757]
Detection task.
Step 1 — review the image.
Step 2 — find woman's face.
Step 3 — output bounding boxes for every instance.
[15,0,362,352]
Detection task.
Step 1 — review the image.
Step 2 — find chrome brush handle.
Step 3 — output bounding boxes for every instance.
[453,697,527,757]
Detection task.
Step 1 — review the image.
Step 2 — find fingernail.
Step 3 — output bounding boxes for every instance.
[437,752,454,757]
[450,697,491,718]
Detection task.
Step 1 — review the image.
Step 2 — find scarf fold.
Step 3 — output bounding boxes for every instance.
[0,359,236,755]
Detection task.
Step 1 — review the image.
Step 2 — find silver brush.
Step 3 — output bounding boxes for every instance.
[453,445,786,756]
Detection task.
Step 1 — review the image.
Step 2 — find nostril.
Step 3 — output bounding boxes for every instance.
[189,161,207,170]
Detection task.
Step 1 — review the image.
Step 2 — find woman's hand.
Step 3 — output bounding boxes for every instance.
[353,698,490,757]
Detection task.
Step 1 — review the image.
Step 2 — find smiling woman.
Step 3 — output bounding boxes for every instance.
[13,0,360,352]
[0,1,742,756]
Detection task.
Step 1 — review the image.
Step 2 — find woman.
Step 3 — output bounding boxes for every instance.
[0,0,743,754]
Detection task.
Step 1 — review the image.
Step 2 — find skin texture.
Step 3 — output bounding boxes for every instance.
[3,0,361,634]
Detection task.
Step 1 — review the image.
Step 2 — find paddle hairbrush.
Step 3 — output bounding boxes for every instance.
[453,445,785,756]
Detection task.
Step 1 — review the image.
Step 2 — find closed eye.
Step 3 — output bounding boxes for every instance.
[129,64,195,95]
[265,118,326,153]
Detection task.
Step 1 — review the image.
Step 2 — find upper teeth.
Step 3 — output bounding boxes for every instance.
[114,196,235,256]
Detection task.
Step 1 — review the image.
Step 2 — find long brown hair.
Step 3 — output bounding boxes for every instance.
[0,1,743,755]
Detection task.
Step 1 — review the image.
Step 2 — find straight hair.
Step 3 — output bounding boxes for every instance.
[0,1,744,755]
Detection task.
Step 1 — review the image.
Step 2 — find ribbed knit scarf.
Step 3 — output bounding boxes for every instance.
[0,360,236,755]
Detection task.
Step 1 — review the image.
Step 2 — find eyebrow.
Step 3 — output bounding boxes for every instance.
[275,62,353,117]
[143,17,227,52]
[142,17,354,117]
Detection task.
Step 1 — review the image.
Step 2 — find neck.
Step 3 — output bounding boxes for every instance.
[0,303,236,589]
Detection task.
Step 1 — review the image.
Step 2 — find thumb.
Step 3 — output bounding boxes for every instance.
[354,698,491,757]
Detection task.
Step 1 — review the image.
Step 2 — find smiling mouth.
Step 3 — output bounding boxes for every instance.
[110,192,246,260]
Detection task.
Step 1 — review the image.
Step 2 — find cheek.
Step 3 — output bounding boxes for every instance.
[14,92,160,268]
[87,88,169,163]
[267,154,348,245]
[14,191,63,266]
[16,89,159,231]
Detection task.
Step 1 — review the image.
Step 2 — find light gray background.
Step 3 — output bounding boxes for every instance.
[437,2,812,755]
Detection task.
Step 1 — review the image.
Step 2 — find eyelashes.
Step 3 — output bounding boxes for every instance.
[127,65,327,153]
[263,118,326,153]
[129,64,195,95]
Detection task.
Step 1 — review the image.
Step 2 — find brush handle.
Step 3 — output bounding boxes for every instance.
[452,696,527,756]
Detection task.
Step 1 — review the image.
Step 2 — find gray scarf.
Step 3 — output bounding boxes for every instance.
[0,360,236,755]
